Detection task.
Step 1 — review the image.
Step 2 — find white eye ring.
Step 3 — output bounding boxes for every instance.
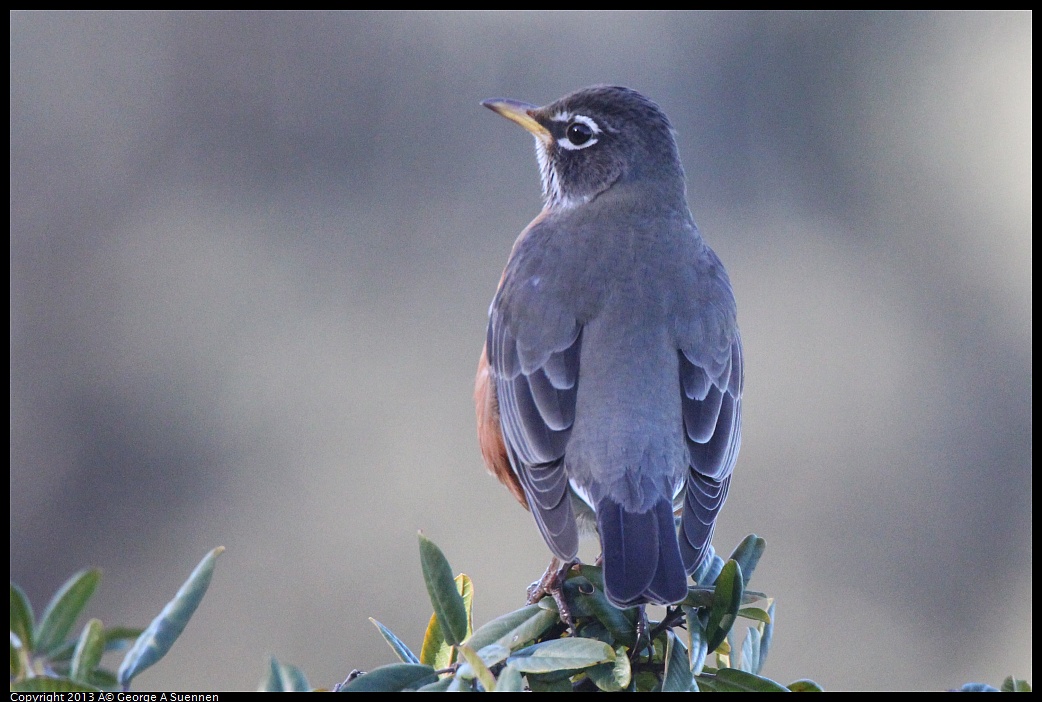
[557,114,600,151]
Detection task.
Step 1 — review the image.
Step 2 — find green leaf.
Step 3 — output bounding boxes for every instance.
[419,610,453,669]
[508,638,615,673]
[10,677,103,692]
[369,618,420,664]
[417,533,468,647]
[444,675,468,692]
[338,663,438,692]
[635,670,663,692]
[258,656,282,692]
[1002,676,1032,692]
[465,604,557,652]
[34,568,101,655]
[683,586,763,610]
[738,607,772,623]
[11,632,27,680]
[728,535,766,585]
[260,656,311,692]
[277,661,310,692]
[739,626,761,674]
[725,626,738,669]
[10,582,35,653]
[45,639,77,663]
[70,618,105,683]
[759,602,776,673]
[699,667,789,692]
[576,564,605,591]
[684,606,709,675]
[473,643,511,669]
[415,676,454,691]
[587,645,632,692]
[611,646,632,689]
[586,663,621,692]
[526,670,574,692]
[457,644,497,691]
[117,546,224,689]
[579,584,635,643]
[787,678,824,691]
[493,664,524,692]
[457,573,475,634]
[705,560,743,655]
[88,667,118,690]
[103,627,145,654]
[662,630,694,692]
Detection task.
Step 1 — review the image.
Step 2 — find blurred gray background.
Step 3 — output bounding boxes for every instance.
[10,11,1031,691]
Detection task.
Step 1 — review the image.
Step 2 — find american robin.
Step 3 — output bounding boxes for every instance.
[475,85,742,609]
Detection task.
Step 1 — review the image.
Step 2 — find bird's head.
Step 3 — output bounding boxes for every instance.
[483,85,686,212]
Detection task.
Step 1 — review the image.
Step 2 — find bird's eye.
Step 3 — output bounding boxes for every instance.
[566,121,594,146]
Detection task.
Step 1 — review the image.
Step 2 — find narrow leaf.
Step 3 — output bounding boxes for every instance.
[261,656,311,692]
[662,630,694,692]
[103,627,145,654]
[34,569,101,654]
[456,573,475,639]
[419,574,470,668]
[759,601,776,673]
[11,632,28,680]
[739,626,761,674]
[369,618,420,664]
[70,619,106,683]
[683,586,764,609]
[339,663,438,692]
[465,604,557,652]
[700,667,790,692]
[417,533,468,646]
[277,661,310,692]
[45,639,76,663]
[258,656,283,692]
[117,546,224,689]
[457,644,497,691]
[737,607,771,623]
[704,560,743,654]
[10,583,35,653]
[728,535,766,585]
[685,606,709,675]
[88,668,118,689]
[508,638,614,673]
[419,611,452,669]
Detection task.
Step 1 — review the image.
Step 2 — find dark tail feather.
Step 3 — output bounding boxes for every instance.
[597,497,688,608]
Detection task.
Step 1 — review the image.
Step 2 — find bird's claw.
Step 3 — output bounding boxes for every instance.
[526,557,578,632]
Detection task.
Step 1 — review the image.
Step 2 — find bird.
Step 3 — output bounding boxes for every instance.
[475,85,743,610]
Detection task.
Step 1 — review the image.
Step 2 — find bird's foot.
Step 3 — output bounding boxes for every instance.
[527,557,579,632]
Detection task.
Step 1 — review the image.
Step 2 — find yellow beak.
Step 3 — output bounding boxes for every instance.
[481,98,552,145]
